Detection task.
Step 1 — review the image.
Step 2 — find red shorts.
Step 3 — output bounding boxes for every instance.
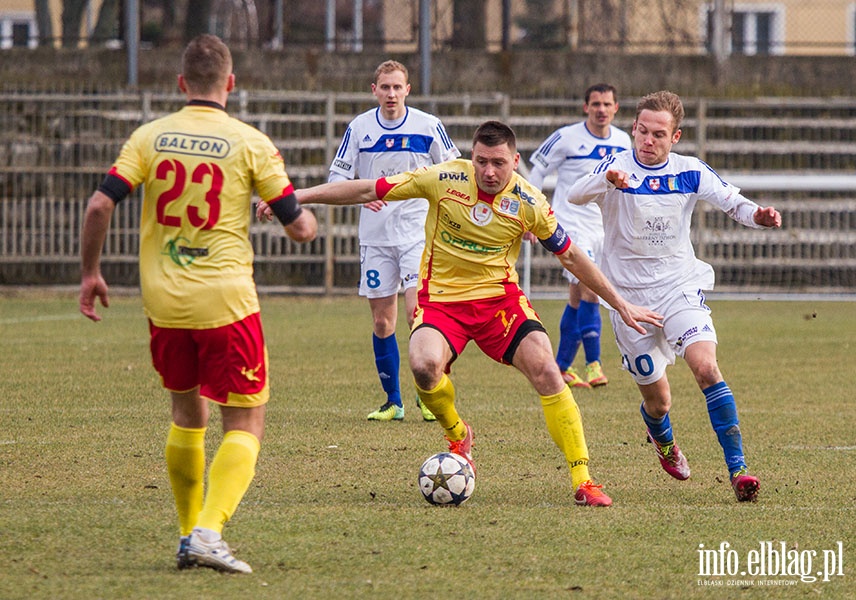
[149,312,269,407]
[412,288,545,366]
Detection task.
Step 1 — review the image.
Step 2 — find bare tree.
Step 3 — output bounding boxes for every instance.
[185,0,214,42]
[91,0,121,44]
[451,0,486,49]
[35,0,54,47]
[61,0,89,48]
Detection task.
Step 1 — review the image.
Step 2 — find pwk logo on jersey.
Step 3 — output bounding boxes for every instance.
[439,171,469,182]
[497,197,520,217]
[333,159,352,171]
[155,133,230,159]
[470,202,493,226]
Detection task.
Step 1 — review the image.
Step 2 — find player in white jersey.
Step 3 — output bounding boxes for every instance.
[568,90,781,502]
[529,83,631,389]
[330,60,460,422]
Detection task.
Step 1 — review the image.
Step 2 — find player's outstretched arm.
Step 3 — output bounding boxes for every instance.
[296,179,380,206]
[79,191,115,322]
[556,244,663,334]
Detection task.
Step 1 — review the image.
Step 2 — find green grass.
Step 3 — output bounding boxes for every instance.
[0,291,853,599]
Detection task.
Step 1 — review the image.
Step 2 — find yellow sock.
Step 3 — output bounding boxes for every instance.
[165,423,206,536]
[416,374,466,441]
[541,387,591,488]
[195,430,260,534]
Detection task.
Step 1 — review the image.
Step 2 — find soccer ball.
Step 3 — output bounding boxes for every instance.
[418,452,475,506]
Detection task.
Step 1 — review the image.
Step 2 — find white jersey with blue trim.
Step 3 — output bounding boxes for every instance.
[330,106,460,246]
[569,150,764,303]
[528,121,630,235]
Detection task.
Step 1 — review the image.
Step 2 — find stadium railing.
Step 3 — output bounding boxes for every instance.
[1,91,855,294]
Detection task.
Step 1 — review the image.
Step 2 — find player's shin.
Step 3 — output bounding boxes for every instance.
[416,374,466,440]
[373,333,402,407]
[556,305,580,371]
[704,382,747,474]
[165,423,206,536]
[541,388,591,488]
[196,430,260,533]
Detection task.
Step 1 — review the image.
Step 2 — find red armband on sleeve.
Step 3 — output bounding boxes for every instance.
[375,177,395,200]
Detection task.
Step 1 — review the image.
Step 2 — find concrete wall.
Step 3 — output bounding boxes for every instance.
[1,47,855,97]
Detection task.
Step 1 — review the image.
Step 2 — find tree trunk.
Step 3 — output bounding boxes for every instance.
[451,0,487,49]
[61,0,89,48]
[91,0,121,44]
[184,0,213,42]
[35,0,54,47]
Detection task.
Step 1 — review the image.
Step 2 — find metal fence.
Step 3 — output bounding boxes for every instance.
[1,90,856,293]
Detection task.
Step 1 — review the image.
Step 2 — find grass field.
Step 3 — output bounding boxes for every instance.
[0,291,853,599]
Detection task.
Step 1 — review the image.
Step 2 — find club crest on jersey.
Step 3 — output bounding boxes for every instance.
[598,147,607,157]
[497,196,520,217]
[649,178,660,191]
[386,138,395,148]
[470,202,493,226]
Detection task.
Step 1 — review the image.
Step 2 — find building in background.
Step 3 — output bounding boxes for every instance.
[2,0,856,55]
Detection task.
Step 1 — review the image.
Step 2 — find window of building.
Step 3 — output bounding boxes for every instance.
[0,13,38,49]
[705,3,785,56]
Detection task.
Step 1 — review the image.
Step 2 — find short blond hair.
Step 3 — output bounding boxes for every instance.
[635,90,685,133]
[373,60,409,84]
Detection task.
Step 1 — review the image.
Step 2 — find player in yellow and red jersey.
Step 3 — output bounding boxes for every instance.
[293,121,663,507]
[79,35,317,573]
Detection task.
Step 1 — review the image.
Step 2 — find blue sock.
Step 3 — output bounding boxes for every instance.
[555,304,580,371]
[640,404,674,446]
[704,381,747,475]
[578,300,601,364]
[372,333,402,407]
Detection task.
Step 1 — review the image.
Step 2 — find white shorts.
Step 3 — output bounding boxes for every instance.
[358,241,423,298]
[562,228,604,285]
[609,288,718,385]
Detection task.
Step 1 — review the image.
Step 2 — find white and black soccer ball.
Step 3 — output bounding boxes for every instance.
[418,452,475,506]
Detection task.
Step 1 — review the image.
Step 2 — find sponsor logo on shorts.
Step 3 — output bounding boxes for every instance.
[676,326,699,348]
[240,363,263,382]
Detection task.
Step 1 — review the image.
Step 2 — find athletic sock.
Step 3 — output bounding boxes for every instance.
[578,299,602,364]
[704,381,747,475]
[416,374,466,441]
[196,430,260,534]
[373,333,402,407]
[165,423,206,537]
[640,403,674,446]
[555,304,581,372]
[541,387,591,488]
